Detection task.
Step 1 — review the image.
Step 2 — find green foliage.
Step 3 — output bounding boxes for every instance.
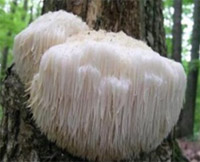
[163,0,173,8]
[163,0,200,137]
[183,0,193,5]
[0,0,42,121]
[188,59,199,72]
[165,37,172,57]
[180,61,200,137]
[163,0,173,57]
[182,60,189,74]
[0,0,30,52]
[0,0,42,73]
[183,5,194,15]
[163,0,194,60]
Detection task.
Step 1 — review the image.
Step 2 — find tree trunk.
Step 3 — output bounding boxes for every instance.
[42,0,167,57]
[172,0,182,62]
[178,0,200,137]
[0,0,187,161]
[1,47,9,76]
[21,0,28,20]
[172,0,183,137]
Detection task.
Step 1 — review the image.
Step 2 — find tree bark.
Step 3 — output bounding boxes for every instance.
[21,0,28,20]
[1,47,9,76]
[0,0,187,161]
[177,0,200,137]
[172,0,182,62]
[172,0,183,137]
[42,0,167,57]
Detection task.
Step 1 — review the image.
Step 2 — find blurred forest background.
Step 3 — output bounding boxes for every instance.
[0,0,199,159]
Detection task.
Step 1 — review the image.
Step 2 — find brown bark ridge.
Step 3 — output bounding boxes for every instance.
[0,0,186,161]
[172,0,182,62]
[42,0,167,57]
[177,0,200,137]
[142,0,167,57]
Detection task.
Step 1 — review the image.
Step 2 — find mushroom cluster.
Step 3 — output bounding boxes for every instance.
[13,11,186,161]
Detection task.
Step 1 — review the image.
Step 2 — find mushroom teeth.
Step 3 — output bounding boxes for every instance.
[13,10,89,85]
[29,31,186,161]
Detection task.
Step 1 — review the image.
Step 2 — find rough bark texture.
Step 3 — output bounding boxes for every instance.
[42,0,167,57]
[172,0,182,62]
[178,0,200,137]
[0,66,84,162]
[172,0,183,137]
[0,0,186,161]
[142,0,167,57]
[1,47,9,76]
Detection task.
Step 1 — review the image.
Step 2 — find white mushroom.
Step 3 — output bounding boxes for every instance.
[13,10,89,84]
[29,31,186,161]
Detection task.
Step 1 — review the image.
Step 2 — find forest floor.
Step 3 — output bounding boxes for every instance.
[178,138,200,162]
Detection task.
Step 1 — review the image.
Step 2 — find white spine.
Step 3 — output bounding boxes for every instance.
[29,31,186,161]
[13,10,89,84]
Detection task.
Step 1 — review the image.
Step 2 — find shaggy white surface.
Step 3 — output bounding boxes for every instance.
[13,10,89,84]
[29,31,186,161]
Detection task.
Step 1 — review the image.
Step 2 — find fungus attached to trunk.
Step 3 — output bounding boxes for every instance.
[29,31,186,161]
[13,10,89,84]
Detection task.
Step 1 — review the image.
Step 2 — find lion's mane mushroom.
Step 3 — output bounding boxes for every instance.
[13,10,89,84]
[29,31,186,161]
